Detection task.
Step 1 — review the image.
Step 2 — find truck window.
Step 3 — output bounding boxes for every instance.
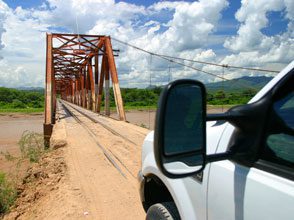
[260,74,294,174]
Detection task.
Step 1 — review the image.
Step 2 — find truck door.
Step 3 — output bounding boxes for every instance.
[207,74,294,220]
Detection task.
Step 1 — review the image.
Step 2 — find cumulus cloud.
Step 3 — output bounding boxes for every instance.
[91,0,229,87]
[223,0,294,66]
[36,0,145,33]
[0,1,9,59]
[0,0,292,88]
[145,0,229,52]
[0,59,43,87]
[0,2,47,87]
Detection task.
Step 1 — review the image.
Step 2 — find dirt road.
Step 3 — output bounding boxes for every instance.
[60,101,148,219]
[1,102,229,219]
[5,101,149,219]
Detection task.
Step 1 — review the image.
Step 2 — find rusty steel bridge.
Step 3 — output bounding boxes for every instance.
[44,33,126,141]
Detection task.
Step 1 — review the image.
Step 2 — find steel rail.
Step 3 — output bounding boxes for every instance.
[61,101,136,179]
[61,101,127,178]
[65,102,138,145]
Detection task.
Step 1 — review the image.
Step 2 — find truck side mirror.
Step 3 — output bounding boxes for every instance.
[154,79,206,178]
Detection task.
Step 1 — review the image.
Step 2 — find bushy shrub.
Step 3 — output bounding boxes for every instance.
[18,131,45,163]
[0,172,17,214]
[11,99,26,108]
[0,87,44,109]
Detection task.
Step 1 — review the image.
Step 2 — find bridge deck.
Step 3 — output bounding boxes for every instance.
[40,100,148,219]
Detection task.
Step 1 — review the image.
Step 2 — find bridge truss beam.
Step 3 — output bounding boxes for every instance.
[44,33,126,141]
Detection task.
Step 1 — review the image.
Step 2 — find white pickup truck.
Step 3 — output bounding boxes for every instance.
[138,61,294,220]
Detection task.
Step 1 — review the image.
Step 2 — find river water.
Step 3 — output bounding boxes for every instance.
[0,113,43,172]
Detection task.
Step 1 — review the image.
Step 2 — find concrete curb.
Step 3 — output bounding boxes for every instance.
[50,119,67,149]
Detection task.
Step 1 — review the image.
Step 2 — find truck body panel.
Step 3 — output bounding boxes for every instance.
[140,61,294,220]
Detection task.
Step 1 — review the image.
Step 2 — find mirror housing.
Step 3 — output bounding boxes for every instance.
[154,79,207,178]
[154,79,274,178]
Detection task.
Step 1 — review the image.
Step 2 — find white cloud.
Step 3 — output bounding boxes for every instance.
[36,0,145,33]
[0,1,9,58]
[223,0,294,68]
[0,0,292,88]
[149,1,183,11]
[105,0,229,87]
[148,0,229,52]
[0,59,42,87]
[0,3,47,87]
[224,0,285,51]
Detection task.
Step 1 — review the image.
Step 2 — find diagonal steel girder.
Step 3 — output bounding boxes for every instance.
[44,33,126,141]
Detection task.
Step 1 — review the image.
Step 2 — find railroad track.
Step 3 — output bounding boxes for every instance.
[62,101,142,145]
[60,101,137,180]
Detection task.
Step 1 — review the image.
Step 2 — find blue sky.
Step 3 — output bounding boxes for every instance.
[4,0,45,9]
[1,0,291,35]
[0,0,293,87]
[4,0,195,8]
[4,0,288,36]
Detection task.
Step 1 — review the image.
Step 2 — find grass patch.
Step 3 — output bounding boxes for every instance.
[102,105,157,111]
[0,172,17,214]
[108,105,235,112]
[207,104,236,109]
[0,131,46,215]
[124,105,157,111]
[18,131,45,163]
[140,123,147,128]
[0,151,17,162]
[0,108,43,113]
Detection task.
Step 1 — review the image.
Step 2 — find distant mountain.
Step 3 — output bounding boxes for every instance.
[146,85,160,90]
[205,76,273,93]
[15,87,44,92]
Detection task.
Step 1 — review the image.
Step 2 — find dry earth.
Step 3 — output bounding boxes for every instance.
[1,104,227,219]
[3,102,149,220]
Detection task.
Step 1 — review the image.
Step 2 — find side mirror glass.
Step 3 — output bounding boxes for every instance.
[154,79,206,178]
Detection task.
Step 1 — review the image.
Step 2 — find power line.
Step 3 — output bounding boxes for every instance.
[111,37,279,74]
[159,54,230,81]
[112,37,230,82]
[161,55,257,91]
[159,54,279,73]
[111,37,263,90]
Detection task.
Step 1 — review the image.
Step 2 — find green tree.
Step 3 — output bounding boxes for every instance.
[11,99,26,108]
